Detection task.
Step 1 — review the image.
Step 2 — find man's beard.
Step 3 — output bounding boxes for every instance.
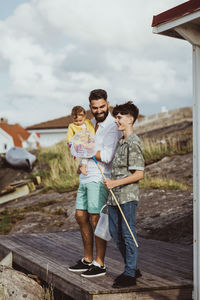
[93,109,109,122]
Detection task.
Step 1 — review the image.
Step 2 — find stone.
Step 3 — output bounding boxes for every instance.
[0,265,44,300]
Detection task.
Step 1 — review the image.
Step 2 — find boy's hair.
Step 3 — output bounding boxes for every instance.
[112,101,139,124]
[71,106,86,118]
[89,89,107,102]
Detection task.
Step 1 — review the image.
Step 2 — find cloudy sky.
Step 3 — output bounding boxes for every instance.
[0,0,192,126]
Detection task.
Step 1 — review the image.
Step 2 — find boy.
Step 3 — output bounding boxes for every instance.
[67,105,95,175]
[104,101,145,288]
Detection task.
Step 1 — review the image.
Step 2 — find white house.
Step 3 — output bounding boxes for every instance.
[0,121,40,153]
[26,115,76,147]
[0,128,14,153]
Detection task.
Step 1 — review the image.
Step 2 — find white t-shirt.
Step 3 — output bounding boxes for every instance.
[79,113,121,184]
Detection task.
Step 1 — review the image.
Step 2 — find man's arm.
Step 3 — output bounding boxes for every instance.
[94,124,120,163]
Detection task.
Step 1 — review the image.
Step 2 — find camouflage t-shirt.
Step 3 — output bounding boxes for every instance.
[107,133,145,205]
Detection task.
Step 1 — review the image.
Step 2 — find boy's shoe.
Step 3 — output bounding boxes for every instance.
[114,269,142,282]
[112,274,136,288]
[68,258,92,272]
[81,261,106,278]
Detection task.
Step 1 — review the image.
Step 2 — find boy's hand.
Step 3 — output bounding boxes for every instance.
[103,178,117,190]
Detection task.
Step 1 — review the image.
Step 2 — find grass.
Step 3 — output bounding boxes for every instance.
[0,210,25,234]
[43,284,54,300]
[0,200,60,234]
[139,176,192,190]
[33,140,79,192]
[142,137,192,165]
[31,136,192,193]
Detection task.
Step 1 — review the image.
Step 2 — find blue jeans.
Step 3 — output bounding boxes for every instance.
[108,201,138,277]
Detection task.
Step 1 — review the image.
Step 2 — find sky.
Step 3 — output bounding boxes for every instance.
[0,0,192,127]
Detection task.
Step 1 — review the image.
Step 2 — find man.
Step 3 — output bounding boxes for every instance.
[68,89,120,278]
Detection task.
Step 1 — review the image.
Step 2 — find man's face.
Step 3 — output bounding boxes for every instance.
[90,99,110,122]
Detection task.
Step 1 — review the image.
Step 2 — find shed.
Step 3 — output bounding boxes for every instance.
[152,1,200,299]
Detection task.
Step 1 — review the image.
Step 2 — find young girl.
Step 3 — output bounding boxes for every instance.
[67,106,95,175]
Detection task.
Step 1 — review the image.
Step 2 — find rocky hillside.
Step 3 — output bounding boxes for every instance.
[0,106,193,245]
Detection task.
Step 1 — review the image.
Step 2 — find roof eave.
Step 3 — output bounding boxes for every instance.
[152,9,200,34]
[152,9,200,47]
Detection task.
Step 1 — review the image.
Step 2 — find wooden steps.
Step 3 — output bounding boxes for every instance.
[0,231,193,299]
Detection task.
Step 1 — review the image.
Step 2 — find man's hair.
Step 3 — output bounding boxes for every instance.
[71,106,86,118]
[112,101,139,124]
[89,89,107,102]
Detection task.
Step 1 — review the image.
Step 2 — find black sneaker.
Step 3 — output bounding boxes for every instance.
[68,258,92,272]
[112,274,136,288]
[81,262,106,278]
[114,269,142,282]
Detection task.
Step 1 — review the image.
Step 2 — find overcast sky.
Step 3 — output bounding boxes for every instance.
[0,0,192,126]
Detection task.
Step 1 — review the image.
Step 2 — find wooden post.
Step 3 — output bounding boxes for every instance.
[192,44,200,300]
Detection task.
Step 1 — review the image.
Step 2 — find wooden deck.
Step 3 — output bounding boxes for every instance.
[0,231,193,300]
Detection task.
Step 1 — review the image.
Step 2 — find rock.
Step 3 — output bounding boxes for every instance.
[137,189,193,244]
[0,265,44,300]
[145,153,193,186]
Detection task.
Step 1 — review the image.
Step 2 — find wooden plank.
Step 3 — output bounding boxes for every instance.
[0,251,13,267]
[0,237,105,300]
[0,185,30,204]
[0,232,193,300]
[9,233,193,287]
[91,287,193,300]
[13,233,191,289]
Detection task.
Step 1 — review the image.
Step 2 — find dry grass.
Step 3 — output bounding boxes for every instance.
[33,137,192,192]
[35,140,79,192]
[142,137,192,165]
[139,176,192,190]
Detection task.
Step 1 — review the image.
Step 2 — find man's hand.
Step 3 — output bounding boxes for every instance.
[77,164,88,175]
[77,165,81,174]
[103,178,118,190]
[80,164,88,176]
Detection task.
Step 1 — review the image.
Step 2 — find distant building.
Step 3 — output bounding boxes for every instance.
[161,106,168,113]
[0,120,40,153]
[27,108,144,147]
[26,109,94,147]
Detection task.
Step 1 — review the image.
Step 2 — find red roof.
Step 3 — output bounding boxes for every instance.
[152,0,200,27]
[26,108,144,131]
[26,109,94,130]
[0,123,31,147]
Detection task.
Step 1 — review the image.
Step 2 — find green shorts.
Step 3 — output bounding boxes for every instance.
[76,182,109,214]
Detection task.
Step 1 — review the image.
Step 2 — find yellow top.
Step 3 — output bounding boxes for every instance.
[66,119,95,143]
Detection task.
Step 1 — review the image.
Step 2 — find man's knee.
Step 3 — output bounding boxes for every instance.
[75,210,90,225]
[90,214,100,229]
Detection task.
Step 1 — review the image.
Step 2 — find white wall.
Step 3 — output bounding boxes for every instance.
[29,128,67,147]
[23,132,40,149]
[0,129,14,153]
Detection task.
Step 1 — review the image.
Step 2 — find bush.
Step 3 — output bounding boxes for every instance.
[142,137,192,165]
[35,140,79,192]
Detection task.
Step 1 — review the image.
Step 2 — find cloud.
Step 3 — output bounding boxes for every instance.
[0,0,192,126]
